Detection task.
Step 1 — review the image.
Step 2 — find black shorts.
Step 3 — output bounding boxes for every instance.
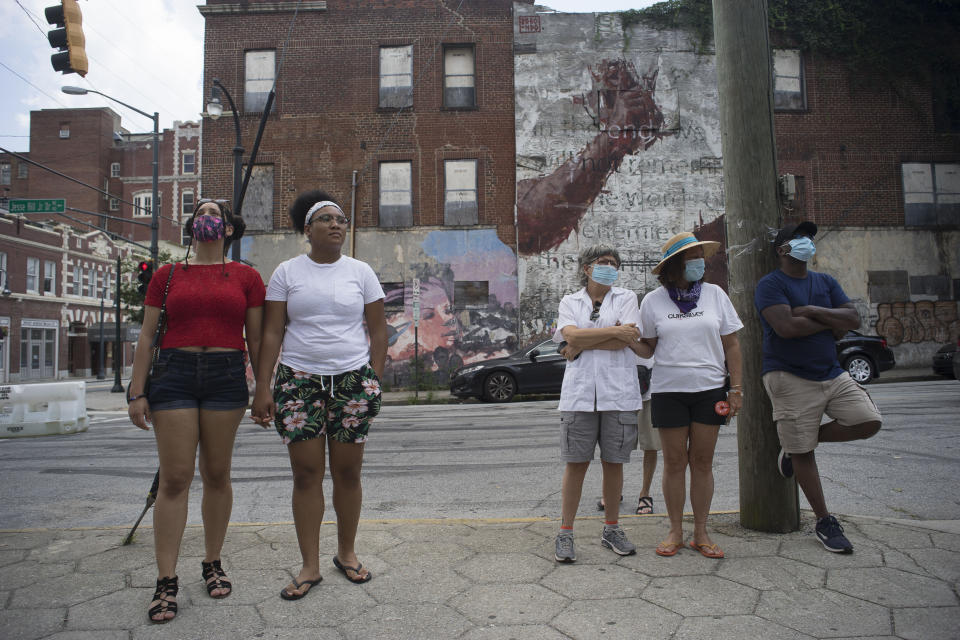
[148,349,249,412]
[651,387,728,428]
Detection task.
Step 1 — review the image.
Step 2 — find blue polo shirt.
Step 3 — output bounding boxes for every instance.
[755,269,849,381]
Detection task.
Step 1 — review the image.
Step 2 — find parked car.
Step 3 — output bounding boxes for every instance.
[933,342,957,378]
[836,330,895,384]
[450,339,566,402]
[450,339,651,403]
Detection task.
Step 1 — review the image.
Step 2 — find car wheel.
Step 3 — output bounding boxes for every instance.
[483,372,516,402]
[845,355,875,384]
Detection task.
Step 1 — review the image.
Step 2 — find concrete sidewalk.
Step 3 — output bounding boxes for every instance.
[1,511,958,639]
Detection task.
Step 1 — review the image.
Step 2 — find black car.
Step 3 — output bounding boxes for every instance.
[836,330,895,384]
[450,339,567,402]
[933,342,957,378]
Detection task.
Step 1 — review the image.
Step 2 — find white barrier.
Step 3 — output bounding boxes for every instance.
[0,381,89,438]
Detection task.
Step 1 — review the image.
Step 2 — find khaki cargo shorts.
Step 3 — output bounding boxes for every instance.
[762,370,882,454]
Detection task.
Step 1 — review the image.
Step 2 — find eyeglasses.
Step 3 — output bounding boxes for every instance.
[311,213,349,226]
[590,300,602,322]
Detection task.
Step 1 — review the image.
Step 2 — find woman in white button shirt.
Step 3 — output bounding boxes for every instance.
[639,231,743,559]
[552,245,649,563]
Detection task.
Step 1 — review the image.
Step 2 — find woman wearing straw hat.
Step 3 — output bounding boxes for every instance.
[638,231,743,559]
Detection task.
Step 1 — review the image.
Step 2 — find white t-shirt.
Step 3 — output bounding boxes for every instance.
[639,283,743,393]
[553,286,643,412]
[265,254,385,375]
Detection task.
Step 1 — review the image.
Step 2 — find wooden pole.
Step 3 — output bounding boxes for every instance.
[712,0,798,532]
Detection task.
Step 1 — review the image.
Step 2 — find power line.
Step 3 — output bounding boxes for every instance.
[0,61,70,108]
[13,0,48,37]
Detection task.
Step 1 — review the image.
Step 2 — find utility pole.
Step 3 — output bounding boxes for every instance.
[713,0,798,532]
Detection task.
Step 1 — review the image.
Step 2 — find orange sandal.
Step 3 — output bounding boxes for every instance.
[655,540,682,557]
[689,541,724,559]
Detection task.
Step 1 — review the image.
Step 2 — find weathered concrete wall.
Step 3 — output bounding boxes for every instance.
[814,228,960,368]
[514,7,726,339]
[245,226,519,387]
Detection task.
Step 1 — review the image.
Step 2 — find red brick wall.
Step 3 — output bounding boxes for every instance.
[775,51,960,227]
[201,0,516,246]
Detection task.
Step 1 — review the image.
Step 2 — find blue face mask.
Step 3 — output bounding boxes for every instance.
[683,258,705,282]
[590,264,619,286]
[787,237,816,262]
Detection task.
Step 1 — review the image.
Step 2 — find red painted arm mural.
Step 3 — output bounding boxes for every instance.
[517,60,667,256]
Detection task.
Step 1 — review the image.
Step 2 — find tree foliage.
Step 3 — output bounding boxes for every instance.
[119,250,175,325]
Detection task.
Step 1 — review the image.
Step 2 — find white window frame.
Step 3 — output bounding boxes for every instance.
[443,45,476,108]
[86,268,98,298]
[26,257,39,294]
[0,162,10,186]
[245,50,276,113]
[773,48,805,111]
[133,191,153,218]
[379,161,413,227]
[110,162,120,177]
[109,198,119,211]
[0,252,7,291]
[902,162,960,227]
[72,266,82,296]
[444,159,479,225]
[43,260,56,296]
[17,162,28,179]
[181,189,195,215]
[59,124,70,139]
[182,152,196,175]
[379,45,413,109]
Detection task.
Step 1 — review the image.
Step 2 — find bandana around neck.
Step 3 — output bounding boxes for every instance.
[667,279,702,313]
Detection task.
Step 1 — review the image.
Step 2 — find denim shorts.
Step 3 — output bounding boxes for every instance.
[147,349,249,412]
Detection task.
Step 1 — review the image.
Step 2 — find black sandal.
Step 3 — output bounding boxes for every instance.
[148,576,178,624]
[201,560,232,599]
[636,496,654,514]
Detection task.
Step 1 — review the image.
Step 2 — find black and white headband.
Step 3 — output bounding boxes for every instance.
[305,200,345,226]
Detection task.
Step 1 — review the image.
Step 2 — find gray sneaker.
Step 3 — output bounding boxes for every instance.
[601,525,637,556]
[555,531,576,563]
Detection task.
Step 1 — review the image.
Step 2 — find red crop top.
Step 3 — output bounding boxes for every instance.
[144,262,266,351]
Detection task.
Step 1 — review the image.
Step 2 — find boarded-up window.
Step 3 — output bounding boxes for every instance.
[380,46,413,108]
[773,49,804,111]
[444,159,478,225]
[245,50,275,113]
[454,281,488,310]
[902,162,960,227]
[243,164,275,231]
[444,46,475,108]
[379,161,413,227]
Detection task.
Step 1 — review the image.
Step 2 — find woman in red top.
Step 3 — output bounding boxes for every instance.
[127,199,265,624]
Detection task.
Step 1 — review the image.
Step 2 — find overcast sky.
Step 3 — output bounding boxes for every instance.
[1,0,657,154]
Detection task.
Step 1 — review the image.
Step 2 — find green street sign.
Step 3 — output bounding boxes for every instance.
[9,199,66,214]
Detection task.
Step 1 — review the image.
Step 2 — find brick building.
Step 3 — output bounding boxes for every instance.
[0,108,201,381]
[772,47,960,366]
[200,0,517,386]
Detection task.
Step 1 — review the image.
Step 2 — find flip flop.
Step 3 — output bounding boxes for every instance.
[333,556,372,583]
[655,540,682,557]
[636,496,654,514]
[689,541,725,559]
[280,576,322,600]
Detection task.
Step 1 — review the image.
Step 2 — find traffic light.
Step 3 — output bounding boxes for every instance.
[45,0,88,77]
[136,261,153,295]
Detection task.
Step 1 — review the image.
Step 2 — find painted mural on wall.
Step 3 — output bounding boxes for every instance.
[874,301,960,346]
[376,228,519,389]
[514,9,727,341]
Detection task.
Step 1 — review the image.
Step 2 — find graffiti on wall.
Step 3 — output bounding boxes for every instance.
[380,229,519,387]
[875,301,960,346]
[515,13,727,341]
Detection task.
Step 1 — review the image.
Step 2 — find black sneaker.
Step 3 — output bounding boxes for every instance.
[815,515,853,554]
[777,449,794,478]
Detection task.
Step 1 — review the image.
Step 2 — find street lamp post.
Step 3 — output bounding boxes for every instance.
[61,86,160,267]
[97,292,105,380]
[206,79,244,261]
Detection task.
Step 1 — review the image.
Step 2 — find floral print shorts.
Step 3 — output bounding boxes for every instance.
[273,362,382,445]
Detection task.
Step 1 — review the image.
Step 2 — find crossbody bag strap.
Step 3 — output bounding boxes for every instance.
[150,263,177,360]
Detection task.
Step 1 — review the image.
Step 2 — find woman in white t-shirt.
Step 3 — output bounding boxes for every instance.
[252,190,387,598]
[639,231,743,560]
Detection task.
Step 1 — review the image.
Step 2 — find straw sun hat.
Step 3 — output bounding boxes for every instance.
[651,231,721,274]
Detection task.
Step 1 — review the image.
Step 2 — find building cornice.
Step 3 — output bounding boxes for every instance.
[199,2,326,16]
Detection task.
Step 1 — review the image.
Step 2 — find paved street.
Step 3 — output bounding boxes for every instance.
[1,379,958,529]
